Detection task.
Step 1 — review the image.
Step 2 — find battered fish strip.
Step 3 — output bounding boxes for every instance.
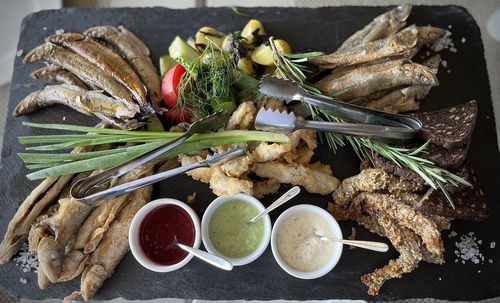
[360,193,444,257]
[49,33,151,114]
[337,4,412,51]
[310,25,419,69]
[13,84,139,120]
[209,167,254,196]
[254,162,339,195]
[23,42,136,108]
[30,66,89,89]
[84,26,162,111]
[315,59,438,100]
[361,212,423,296]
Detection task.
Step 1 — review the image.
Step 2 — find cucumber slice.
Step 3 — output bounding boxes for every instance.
[168,36,199,64]
[159,55,177,77]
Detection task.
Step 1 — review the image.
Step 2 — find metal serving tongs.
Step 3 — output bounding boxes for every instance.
[71,146,246,206]
[70,110,232,206]
[257,76,422,140]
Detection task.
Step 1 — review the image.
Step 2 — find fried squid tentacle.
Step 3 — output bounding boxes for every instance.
[254,162,339,195]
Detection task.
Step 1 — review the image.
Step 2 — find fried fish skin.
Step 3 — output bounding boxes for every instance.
[315,59,438,100]
[13,84,139,120]
[49,33,150,114]
[84,26,162,111]
[310,25,419,69]
[23,42,136,107]
[30,66,89,89]
[337,4,412,51]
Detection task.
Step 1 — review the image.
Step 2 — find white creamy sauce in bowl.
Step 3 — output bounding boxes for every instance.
[276,211,336,272]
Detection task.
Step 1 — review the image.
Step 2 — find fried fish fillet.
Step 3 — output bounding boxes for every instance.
[30,66,89,89]
[23,42,136,107]
[337,4,412,51]
[315,59,438,100]
[84,26,162,111]
[13,84,139,120]
[49,33,150,114]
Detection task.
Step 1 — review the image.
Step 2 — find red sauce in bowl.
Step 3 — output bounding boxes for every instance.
[139,204,195,265]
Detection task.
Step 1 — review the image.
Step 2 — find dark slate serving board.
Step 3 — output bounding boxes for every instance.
[1,5,499,301]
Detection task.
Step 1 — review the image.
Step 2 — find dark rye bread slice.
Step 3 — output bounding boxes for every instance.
[423,142,469,169]
[416,167,489,221]
[412,100,477,150]
[368,153,471,193]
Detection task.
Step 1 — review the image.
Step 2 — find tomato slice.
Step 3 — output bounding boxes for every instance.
[163,106,192,123]
[161,63,186,109]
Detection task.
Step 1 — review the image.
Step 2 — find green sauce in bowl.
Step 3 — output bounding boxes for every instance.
[208,200,264,258]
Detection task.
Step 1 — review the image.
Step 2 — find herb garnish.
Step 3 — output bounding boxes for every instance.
[269,37,470,208]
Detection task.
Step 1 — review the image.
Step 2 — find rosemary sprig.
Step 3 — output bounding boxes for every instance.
[270,37,471,208]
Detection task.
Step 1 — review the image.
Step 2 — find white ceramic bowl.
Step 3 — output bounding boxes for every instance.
[129,198,201,272]
[201,193,271,266]
[271,204,343,279]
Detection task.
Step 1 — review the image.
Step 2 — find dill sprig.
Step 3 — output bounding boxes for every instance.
[177,42,239,120]
[269,37,471,208]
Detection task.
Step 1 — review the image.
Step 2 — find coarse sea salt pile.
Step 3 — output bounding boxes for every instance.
[452,232,485,264]
[431,30,457,53]
[13,242,39,273]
